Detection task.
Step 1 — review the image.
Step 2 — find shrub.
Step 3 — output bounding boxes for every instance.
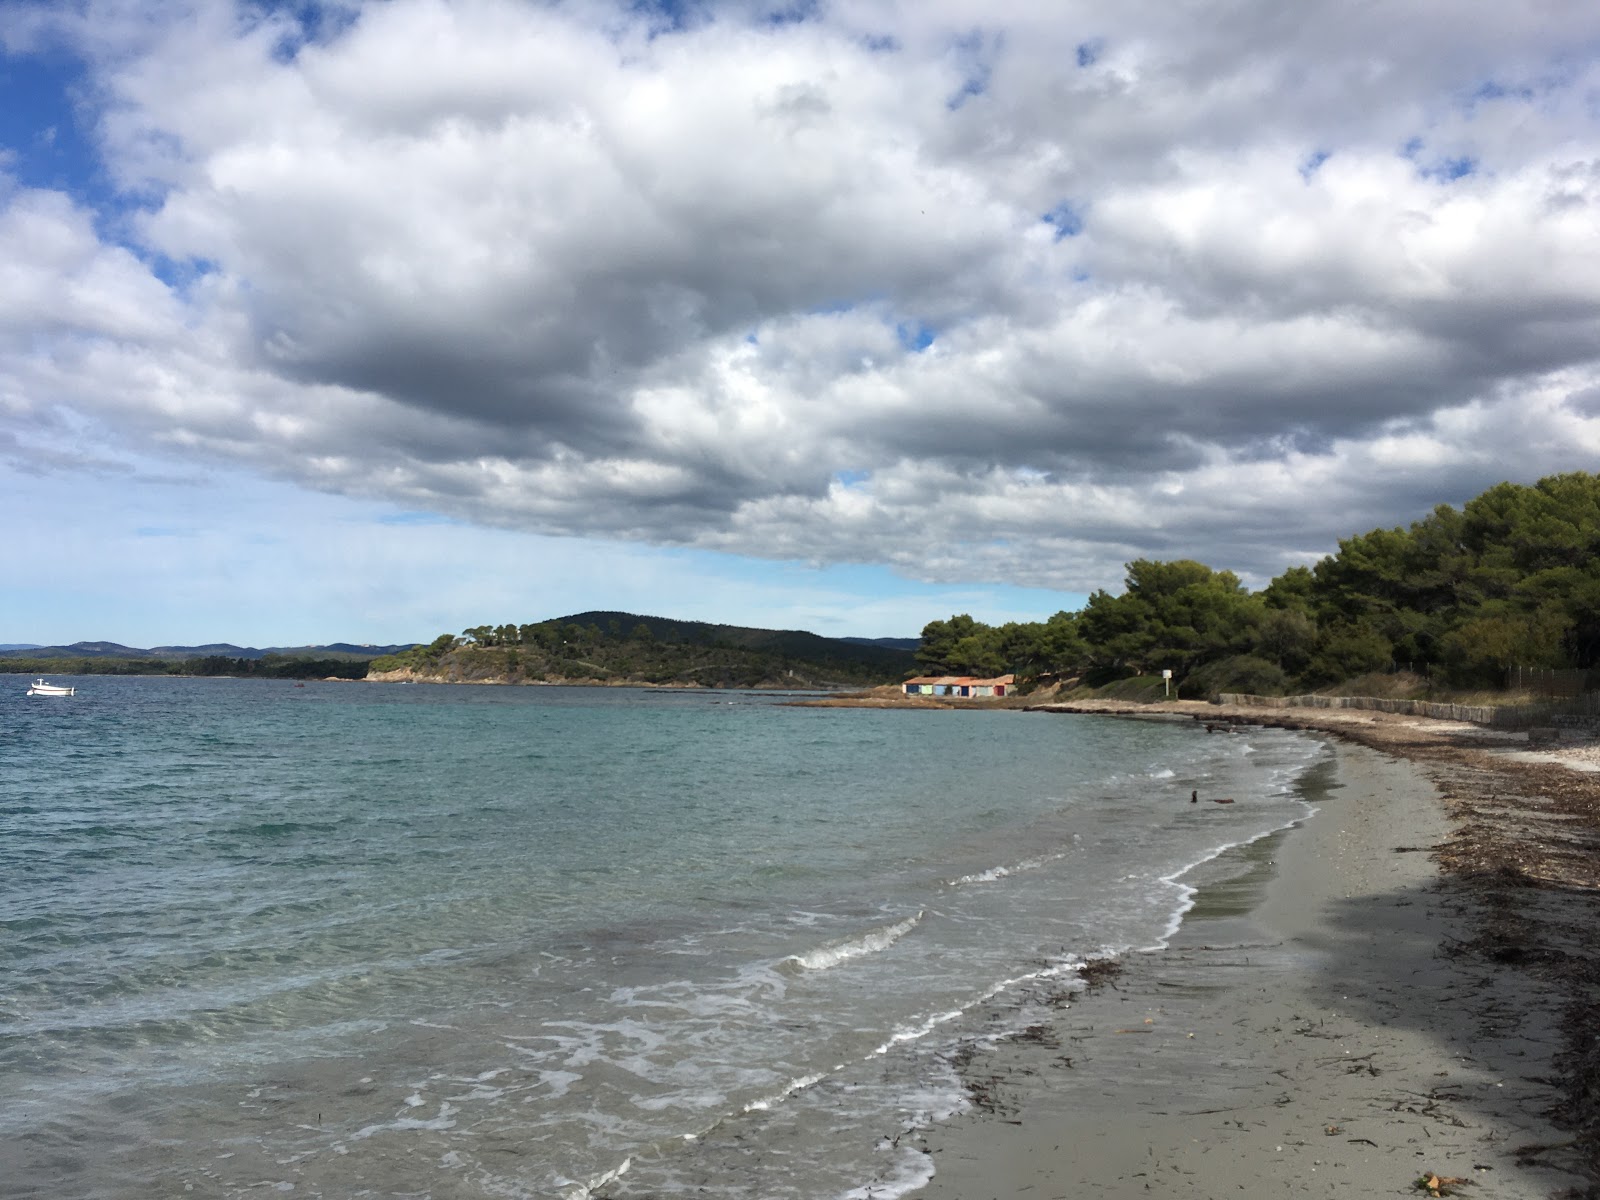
[1185,654,1289,699]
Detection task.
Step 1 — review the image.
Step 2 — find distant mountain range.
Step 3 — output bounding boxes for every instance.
[0,624,921,671]
[0,641,415,661]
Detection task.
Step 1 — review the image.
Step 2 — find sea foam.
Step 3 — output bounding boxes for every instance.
[780,911,923,973]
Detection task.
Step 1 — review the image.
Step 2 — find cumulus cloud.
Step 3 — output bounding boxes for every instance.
[5,0,1600,593]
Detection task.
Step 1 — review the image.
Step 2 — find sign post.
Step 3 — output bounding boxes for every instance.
[1161,668,1172,697]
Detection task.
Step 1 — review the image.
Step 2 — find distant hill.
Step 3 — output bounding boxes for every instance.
[0,644,41,652]
[0,619,915,689]
[841,636,921,652]
[0,640,415,662]
[554,611,916,674]
[148,643,264,659]
[370,611,918,689]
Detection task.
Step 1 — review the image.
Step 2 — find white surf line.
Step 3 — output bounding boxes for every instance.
[1139,801,1318,953]
[563,953,1098,1200]
[781,910,925,973]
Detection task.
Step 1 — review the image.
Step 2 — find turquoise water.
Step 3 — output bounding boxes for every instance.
[0,677,1326,1198]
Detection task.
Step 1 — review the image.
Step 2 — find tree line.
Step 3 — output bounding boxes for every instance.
[4,654,368,680]
[916,472,1600,696]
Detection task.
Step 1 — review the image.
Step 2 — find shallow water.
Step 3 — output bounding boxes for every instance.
[0,677,1328,1198]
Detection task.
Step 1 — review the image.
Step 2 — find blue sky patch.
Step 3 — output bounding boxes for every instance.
[1400,136,1477,181]
[244,0,361,62]
[628,0,710,36]
[1422,155,1478,182]
[759,0,820,28]
[1075,39,1103,68]
[1042,200,1084,239]
[1299,149,1330,180]
[0,48,105,204]
[1467,78,1534,107]
[147,255,220,296]
[896,321,935,352]
[946,31,995,110]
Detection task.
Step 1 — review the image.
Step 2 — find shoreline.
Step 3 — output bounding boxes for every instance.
[911,719,1600,1198]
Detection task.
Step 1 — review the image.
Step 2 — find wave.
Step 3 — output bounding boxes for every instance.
[779,911,923,974]
[1139,807,1316,953]
[948,851,1064,888]
[742,1071,826,1113]
[347,1100,457,1142]
[560,946,1097,1200]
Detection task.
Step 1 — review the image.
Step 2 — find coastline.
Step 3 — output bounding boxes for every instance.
[911,719,1600,1199]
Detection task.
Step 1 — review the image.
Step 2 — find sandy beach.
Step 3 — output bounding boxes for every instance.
[908,705,1600,1199]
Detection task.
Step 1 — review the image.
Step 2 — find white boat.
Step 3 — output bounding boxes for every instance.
[26,678,75,696]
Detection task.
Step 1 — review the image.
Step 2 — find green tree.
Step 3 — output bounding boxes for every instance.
[946,631,1005,676]
[1077,560,1260,684]
[1303,623,1391,686]
[1251,608,1317,674]
[917,615,984,672]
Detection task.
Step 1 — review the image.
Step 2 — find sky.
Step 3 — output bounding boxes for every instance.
[3,0,1600,648]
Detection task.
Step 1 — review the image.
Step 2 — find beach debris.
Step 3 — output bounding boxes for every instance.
[1211,797,1235,804]
[1413,1172,1471,1196]
[1323,1124,1341,1135]
[1510,1134,1588,1159]
[1077,958,1123,990]
[1007,1023,1058,1047]
[1316,1051,1380,1076]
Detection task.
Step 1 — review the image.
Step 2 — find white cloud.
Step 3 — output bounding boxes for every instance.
[5,0,1600,614]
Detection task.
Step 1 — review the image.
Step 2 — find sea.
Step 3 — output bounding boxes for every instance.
[0,677,1331,1199]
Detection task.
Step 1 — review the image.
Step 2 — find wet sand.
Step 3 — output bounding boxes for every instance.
[911,714,1600,1199]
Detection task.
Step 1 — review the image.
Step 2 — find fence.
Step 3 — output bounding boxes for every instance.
[1216,691,1600,729]
[1507,666,1600,698]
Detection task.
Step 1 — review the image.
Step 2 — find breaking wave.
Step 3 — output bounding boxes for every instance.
[780,911,924,974]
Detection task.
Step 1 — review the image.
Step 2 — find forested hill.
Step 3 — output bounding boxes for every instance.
[914,471,1600,698]
[0,640,410,680]
[554,612,915,670]
[0,640,410,661]
[368,612,918,688]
